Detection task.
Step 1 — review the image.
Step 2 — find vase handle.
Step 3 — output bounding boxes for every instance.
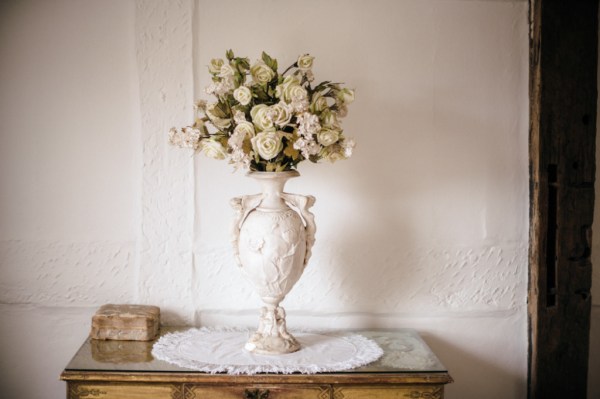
[280,193,316,267]
[230,194,264,267]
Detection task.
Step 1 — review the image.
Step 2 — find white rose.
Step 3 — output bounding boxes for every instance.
[324,144,346,163]
[270,102,293,127]
[297,54,315,70]
[201,139,227,160]
[320,110,341,130]
[250,104,273,131]
[250,61,275,85]
[233,86,252,105]
[275,75,300,99]
[284,84,307,103]
[317,128,340,147]
[234,121,255,138]
[219,63,235,78]
[310,93,328,113]
[337,88,355,104]
[209,58,225,74]
[251,130,283,160]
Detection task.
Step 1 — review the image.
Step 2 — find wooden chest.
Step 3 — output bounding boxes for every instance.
[61,329,453,399]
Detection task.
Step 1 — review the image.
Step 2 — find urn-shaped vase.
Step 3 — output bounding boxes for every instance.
[231,171,316,354]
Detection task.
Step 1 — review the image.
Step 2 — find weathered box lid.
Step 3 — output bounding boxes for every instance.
[91,304,160,341]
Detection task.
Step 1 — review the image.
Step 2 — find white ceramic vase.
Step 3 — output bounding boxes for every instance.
[231,171,316,354]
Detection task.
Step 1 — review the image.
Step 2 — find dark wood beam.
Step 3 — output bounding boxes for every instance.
[528,1,598,398]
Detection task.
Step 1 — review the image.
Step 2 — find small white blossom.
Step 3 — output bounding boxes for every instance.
[233,110,247,124]
[228,130,246,149]
[297,112,321,137]
[229,148,251,170]
[168,126,201,150]
[342,138,356,158]
[293,136,321,159]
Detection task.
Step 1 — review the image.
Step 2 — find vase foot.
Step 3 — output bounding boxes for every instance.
[245,305,300,355]
[245,333,300,355]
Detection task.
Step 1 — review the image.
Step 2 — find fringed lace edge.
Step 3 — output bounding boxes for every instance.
[151,326,383,375]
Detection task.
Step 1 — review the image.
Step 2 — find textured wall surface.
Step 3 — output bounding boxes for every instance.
[0,1,537,399]
[192,2,529,398]
[135,0,196,325]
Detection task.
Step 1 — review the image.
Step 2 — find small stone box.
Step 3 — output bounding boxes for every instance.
[91,304,160,341]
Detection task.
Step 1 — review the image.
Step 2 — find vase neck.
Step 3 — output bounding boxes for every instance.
[248,171,299,211]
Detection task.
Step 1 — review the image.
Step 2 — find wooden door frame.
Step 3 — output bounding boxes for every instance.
[528,1,598,398]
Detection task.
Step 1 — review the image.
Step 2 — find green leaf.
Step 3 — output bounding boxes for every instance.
[261,51,278,72]
[237,57,250,72]
[226,49,234,61]
[313,81,332,92]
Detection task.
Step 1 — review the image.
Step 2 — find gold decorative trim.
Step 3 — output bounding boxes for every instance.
[332,388,345,399]
[317,386,332,399]
[69,384,107,398]
[403,387,443,399]
[183,384,196,399]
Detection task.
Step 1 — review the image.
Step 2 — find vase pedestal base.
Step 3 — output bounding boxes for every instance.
[245,306,300,355]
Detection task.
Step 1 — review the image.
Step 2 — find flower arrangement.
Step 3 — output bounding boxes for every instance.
[169,50,355,172]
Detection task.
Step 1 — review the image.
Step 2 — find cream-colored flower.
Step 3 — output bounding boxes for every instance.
[250,104,274,131]
[219,63,235,78]
[250,61,275,85]
[317,128,340,147]
[310,93,328,113]
[320,110,341,130]
[270,102,293,127]
[208,58,225,74]
[337,88,355,104]
[252,130,283,160]
[234,121,255,138]
[297,54,315,71]
[233,86,252,105]
[201,139,227,160]
[323,144,346,163]
[284,83,307,104]
[275,75,300,99]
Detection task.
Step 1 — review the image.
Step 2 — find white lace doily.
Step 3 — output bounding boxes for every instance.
[152,327,383,374]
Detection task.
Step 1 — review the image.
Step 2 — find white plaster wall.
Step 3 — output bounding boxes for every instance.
[192,1,529,398]
[0,1,530,398]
